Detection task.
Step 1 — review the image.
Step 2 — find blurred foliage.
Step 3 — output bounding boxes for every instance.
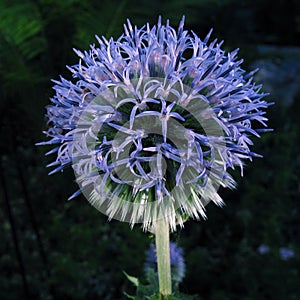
[124,269,199,299]
[0,0,299,299]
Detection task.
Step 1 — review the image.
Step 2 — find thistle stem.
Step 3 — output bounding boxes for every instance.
[155,216,172,298]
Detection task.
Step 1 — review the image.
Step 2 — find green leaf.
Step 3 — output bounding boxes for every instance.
[124,291,136,299]
[123,271,139,287]
[145,268,159,288]
[0,2,45,60]
[148,294,160,300]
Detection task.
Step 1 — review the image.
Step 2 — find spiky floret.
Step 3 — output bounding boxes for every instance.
[38,17,271,231]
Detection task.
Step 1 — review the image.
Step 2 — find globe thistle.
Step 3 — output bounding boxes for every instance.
[279,248,294,261]
[145,242,185,283]
[257,244,270,255]
[38,17,272,231]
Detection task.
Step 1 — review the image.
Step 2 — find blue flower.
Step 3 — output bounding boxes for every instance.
[257,244,270,255]
[145,242,185,283]
[38,17,272,230]
[279,248,294,260]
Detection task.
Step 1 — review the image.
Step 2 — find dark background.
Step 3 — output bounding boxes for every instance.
[1,0,300,299]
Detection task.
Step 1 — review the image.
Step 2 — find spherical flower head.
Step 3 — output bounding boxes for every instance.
[257,244,270,255]
[38,16,272,231]
[279,247,294,260]
[145,242,185,283]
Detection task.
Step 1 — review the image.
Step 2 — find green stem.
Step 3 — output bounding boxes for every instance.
[155,217,172,298]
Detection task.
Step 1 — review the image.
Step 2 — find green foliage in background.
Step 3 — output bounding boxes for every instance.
[0,0,299,299]
[124,269,199,300]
